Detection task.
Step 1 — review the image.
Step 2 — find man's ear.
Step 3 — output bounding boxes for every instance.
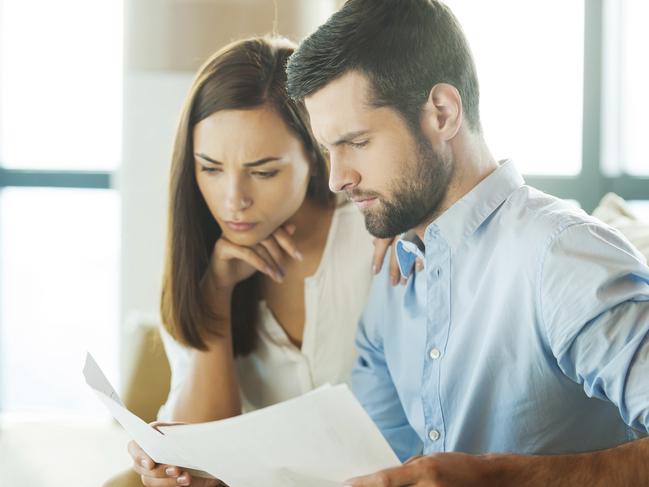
[420,83,463,142]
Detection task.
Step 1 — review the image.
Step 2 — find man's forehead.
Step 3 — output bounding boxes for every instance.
[304,70,374,144]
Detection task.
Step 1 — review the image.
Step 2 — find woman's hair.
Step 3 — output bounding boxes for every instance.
[160,36,333,356]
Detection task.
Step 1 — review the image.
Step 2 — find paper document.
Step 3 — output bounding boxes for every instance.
[83,353,212,476]
[84,352,400,487]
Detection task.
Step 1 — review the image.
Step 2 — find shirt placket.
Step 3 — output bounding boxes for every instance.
[421,227,451,453]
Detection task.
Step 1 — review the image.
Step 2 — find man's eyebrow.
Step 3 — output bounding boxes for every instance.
[332,130,371,146]
[195,153,281,167]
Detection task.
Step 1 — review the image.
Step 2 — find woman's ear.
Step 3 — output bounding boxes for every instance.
[420,83,463,142]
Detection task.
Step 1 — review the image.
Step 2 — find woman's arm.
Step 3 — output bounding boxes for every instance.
[170,278,242,423]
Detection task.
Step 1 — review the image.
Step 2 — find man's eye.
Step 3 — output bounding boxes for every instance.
[252,170,279,179]
[349,140,369,149]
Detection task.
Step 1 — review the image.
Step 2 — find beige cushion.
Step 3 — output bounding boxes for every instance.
[592,192,649,261]
[121,323,172,423]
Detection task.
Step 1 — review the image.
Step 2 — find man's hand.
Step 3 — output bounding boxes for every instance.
[345,437,649,487]
[344,453,500,487]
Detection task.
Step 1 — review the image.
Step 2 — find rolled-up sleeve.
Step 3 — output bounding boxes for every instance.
[540,221,649,433]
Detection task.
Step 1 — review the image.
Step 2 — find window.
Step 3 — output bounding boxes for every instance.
[444,0,584,176]
[0,0,122,418]
[443,0,648,211]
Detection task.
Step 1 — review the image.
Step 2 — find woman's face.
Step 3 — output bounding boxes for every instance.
[193,105,312,246]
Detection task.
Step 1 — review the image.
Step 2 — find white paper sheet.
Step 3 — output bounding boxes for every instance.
[83,353,211,476]
[84,352,400,487]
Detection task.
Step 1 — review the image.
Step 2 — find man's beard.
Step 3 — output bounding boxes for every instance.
[350,131,454,238]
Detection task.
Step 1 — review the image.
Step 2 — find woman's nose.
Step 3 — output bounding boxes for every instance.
[224,179,252,212]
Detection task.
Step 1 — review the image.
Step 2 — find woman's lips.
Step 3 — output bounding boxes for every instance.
[225,221,258,231]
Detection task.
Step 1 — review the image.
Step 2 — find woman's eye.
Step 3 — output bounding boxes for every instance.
[252,170,279,179]
[349,140,369,149]
[200,166,222,174]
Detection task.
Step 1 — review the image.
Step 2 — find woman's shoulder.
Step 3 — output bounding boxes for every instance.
[328,198,375,262]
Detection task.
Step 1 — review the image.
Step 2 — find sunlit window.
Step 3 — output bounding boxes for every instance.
[618,0,649,176]
[0,0,123,170]
[0,0,122,418]
[0,188,120,417]
[443,0,584,176]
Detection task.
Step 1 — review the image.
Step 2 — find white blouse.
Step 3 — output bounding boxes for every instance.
[158,201,375,419]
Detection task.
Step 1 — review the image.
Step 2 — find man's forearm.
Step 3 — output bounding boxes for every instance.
[497,436,649,486]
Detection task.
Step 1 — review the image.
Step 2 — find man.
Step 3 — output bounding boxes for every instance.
[286,0,649,485]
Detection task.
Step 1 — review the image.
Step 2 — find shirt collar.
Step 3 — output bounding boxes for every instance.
[395,160,525,276]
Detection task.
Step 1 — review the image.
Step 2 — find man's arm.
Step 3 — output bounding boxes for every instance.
[347,221,649,486]
[352,261,423,462]
[345,436,649,486]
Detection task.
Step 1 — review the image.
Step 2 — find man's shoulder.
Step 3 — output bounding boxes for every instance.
[505,185,602,242]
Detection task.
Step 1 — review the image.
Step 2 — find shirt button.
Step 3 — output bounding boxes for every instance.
[429,347,441,360]
[428,429,441,441]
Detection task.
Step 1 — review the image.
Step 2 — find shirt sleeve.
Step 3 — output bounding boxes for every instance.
[540,221,649,433]
[352,268,423,462]
[156,325,192,422]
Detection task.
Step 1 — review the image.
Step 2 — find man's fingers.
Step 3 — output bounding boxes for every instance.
[415,258,423,272]
[345,463,417,486]
[273,226,302,261]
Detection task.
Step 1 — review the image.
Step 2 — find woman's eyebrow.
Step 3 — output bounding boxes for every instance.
[194,153,281,167]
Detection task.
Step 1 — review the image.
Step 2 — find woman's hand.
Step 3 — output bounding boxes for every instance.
[128,422,223,487]
[372,237,423,286]
[207,223,302,291]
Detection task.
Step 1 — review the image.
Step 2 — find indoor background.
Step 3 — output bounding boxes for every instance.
[0,1,647,486]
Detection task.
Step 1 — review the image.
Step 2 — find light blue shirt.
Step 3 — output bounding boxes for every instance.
[352,161,649,461]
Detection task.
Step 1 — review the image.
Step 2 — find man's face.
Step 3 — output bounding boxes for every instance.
[305,71,453,238]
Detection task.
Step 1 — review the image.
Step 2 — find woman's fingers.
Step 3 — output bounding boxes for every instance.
[388,240,402,286]
[219,240,280,281]
[253,244,284,283]
[272,225,302,261]
[259,237,287,277]
[128,440,155,469]
[149,420,186,432]
[372,238,394,275]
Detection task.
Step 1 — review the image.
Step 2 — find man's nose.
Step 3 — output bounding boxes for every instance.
[329,153,360,193]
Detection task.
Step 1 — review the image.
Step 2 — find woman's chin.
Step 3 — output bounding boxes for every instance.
[221,227,268,247]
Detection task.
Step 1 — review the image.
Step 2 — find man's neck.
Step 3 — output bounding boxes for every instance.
[414,138,498,241]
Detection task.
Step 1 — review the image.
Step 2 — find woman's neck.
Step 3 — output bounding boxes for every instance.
[286,197,334,248]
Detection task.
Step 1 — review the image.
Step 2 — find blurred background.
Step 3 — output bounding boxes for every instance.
[0,0,647,485]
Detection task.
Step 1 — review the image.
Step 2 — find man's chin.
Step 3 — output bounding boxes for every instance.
[363,214,402,239]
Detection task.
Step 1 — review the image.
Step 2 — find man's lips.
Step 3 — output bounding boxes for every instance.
[352,197,378,209]
[225,221,258,231]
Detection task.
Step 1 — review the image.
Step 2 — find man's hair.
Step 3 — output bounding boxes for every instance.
[286,0,481,132]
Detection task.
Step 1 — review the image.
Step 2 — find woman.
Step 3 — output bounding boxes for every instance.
[124,36,405,487]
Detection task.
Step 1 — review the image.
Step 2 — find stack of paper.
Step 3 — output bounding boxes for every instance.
[83,353,400,486]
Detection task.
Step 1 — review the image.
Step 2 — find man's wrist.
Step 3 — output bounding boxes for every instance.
[486,448,607,487]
